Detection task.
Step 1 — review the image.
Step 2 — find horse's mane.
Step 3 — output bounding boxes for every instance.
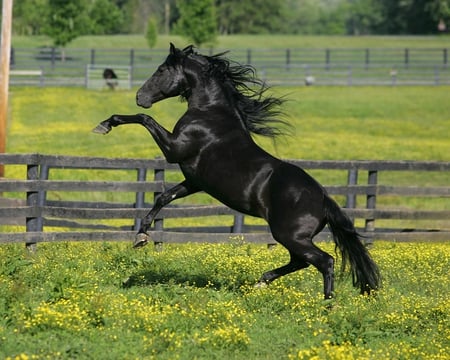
[179,45,290,138]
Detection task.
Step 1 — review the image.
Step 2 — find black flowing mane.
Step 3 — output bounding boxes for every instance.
[181,46,290,138]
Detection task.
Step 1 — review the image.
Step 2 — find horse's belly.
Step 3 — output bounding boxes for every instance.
[180,159,275,219]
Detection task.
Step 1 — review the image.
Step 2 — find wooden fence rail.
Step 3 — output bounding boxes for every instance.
[0,154,448,250]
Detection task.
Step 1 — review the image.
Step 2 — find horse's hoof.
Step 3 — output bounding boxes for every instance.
[92,123,111,135]
[133,233,149,248]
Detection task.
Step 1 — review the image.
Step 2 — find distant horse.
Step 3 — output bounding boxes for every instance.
[94,44,380,298]
[103,68,118,90]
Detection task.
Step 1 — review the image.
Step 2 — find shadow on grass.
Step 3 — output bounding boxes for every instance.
[122,269,213,288]
[121,268,252,292]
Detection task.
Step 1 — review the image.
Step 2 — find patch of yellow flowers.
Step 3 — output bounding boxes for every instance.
[1,241,449,359]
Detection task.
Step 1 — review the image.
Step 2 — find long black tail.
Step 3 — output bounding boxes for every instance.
[324,196,381,294]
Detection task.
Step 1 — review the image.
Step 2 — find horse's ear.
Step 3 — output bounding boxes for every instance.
[170,43,176,54]
[182,45,195,55]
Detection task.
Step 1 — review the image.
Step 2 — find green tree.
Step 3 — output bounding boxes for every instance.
[12,0,49,35]
[43,0,90,47]
[216,0,285,34]
[174,0,217,46]
[376,0,450,34]
[279,0,321,34]
[146,17,158,48]
[88,0,124,35]
[345,0,383,35]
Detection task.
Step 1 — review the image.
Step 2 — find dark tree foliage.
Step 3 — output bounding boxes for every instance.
[174,0,217,46]
[8,0,450,36]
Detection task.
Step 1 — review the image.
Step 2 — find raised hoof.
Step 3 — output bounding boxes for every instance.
[133,233,149,248]
[92,123,112,135]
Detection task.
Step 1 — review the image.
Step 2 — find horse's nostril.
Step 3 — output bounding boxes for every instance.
[136,94,152,109]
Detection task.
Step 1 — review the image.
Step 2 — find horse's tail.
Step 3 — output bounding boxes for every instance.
[324,196,381,294]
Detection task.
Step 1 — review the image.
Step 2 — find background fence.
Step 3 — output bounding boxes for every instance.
[9,47,450,87]
[0,154,448,251]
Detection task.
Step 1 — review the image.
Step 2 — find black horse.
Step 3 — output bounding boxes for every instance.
[94,44,380,299]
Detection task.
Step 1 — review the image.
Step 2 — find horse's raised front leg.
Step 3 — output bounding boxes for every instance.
[134,180,199,248]
[92,114,145,134]
[93,113,188,163]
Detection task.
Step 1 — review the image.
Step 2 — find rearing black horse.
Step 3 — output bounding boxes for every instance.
[94,44,380,299]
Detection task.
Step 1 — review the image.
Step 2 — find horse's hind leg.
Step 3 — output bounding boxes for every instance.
[270,227,335,298]
[290,238,335,299]
[256,251,309,287]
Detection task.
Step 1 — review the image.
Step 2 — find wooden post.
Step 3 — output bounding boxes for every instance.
[345,168,358,224]
[153,165,164,251]
[26,163,39,252]
[232,214,244,233]
[0,0,13,178]
[365,48,370,69]
[325,48,330,70]
[286,48,291,70]
[134,168,147,231]
[364,170,378,245]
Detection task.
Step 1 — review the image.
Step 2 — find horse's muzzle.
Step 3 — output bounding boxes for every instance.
[136,92,152,109]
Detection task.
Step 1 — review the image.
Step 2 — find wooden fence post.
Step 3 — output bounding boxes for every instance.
[246,49,252,65]
[129,49,135,67]
[90,49,95,65]
[434,66,440,85]
[37,164,49,231]
[232,214,244,233]
[134,167,147,231]
[50,47,56,70]
[286,48,291,70]
[364,170,378,244]
[345,168,358,223]
[26,163,39,252]
[325,48,330,70]
[365,48,370,69]
[404,48,409,68]
[153,164,164,251]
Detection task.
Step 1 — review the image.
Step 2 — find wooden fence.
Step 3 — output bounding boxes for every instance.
[0,154,449,250]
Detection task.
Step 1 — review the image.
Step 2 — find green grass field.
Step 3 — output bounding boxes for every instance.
[1,241,449,359]
[2,85,449,359]
[8,86,449,161]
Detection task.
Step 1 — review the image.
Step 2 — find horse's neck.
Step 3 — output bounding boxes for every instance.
[187,78,234,110]
[185,86,249,136]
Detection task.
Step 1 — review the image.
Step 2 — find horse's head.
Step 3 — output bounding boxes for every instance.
[136,43,195,108]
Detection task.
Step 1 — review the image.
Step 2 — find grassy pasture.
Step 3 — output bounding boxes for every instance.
[0,241,449,359]
[1,85,449,358]
[8,86,449,160]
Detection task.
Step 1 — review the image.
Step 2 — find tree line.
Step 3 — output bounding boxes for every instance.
[5,0,450,47]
